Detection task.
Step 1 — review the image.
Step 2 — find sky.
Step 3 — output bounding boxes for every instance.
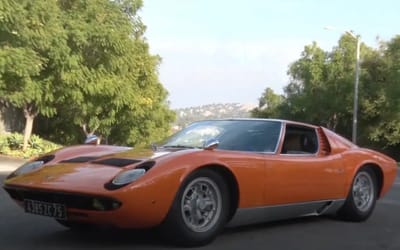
[140,0,400,108]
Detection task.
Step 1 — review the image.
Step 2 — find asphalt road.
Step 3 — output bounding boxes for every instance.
[0,155,26,172]
[1,172,399,250]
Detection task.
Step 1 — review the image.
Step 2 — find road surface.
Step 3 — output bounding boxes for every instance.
[0,165,399,250]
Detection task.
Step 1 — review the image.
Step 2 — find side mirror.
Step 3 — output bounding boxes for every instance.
[85,135,100,145]
[203,138,219,150]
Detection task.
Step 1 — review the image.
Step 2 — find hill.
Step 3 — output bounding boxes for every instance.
[173,103,257,130]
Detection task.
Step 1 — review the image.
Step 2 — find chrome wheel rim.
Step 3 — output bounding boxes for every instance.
[181,177,222,232]
[352,172,374,212]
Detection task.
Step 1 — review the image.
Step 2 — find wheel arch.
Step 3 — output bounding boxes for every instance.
[193,164,240,223]
[357,164,384,198]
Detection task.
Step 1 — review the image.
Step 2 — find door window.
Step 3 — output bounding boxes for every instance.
[281,125,318,154]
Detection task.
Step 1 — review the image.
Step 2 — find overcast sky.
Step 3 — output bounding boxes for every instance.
[140,0,400,108]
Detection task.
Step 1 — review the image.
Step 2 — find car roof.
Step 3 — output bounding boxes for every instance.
[198,118,319,129]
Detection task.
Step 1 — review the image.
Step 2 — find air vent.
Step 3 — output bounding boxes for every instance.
[93,158,142,167]
[317,128,331,154]
[36,155,55,164]
[135,161,156,171]
[60,156,99,163]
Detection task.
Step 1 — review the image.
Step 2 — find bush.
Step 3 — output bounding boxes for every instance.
[7,133,23,150]
[0,133,61,158]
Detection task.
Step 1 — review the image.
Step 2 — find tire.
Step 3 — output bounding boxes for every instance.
[338,167,377,221]
[159,168,230,247]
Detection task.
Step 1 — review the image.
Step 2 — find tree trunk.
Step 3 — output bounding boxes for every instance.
[22,104,38,151]
[327,113,338,132]
[23,114,34,151]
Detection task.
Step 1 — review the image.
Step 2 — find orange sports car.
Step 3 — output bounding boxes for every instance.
[3,119,398,246]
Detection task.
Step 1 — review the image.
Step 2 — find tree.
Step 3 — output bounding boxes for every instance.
[280,42,330,126]
[274,35,373,138]
[253,34,400,155]
[54,0,174,144]
[0,0,68,150]
[0,0,175,148]
[365,36,400,147]
[251,87,283,118]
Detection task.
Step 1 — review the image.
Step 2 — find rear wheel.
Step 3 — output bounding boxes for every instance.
[159,169,230,246]
[338,167,377,221]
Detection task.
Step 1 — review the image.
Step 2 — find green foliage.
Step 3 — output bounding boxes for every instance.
[279,37,363,133]
[251,88,284,118]
[50,0,175,145]
[0,0,66,116]
[363,36,400,147]
[252,34,400,154]
[0,0,175,147]
[0,0,70,149]
[6,133,23,149]
[0,133,61,158]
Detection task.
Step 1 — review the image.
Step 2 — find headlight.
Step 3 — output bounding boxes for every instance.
[7,161,45,179]
[112,168,146,186]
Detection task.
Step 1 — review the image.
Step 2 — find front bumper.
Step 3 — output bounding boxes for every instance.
[4,185,122,211]
[3,184,167,229]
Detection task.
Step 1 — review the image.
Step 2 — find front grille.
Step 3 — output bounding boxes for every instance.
[4,187,121,211]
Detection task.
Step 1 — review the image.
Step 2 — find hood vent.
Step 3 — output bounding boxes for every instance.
[60,156,99,163]
[37,155,55,164]
[92,158,142,167]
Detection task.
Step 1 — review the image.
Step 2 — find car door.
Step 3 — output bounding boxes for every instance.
[264,124,346,206]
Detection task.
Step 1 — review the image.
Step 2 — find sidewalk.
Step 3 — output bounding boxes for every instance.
[0,155,26,172]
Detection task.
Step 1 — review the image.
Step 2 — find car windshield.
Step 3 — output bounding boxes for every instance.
[162,120,282,153]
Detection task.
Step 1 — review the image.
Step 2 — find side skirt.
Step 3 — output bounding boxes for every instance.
[227,199,345,227]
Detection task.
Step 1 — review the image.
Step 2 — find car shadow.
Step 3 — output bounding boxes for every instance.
[35,227,169,249]
[32,215,338,249]
[222,215,332,235]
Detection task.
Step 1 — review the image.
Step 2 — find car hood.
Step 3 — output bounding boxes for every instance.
[5,163,122,193]
[4,147,178,194]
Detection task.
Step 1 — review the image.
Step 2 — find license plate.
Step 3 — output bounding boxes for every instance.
[24,199,67,220]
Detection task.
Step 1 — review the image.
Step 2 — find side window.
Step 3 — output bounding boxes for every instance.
[281,125,318,154]
[217,120,281,153]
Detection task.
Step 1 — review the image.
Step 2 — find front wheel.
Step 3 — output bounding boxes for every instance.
[338,167,377,221]
[159,169,230,247]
